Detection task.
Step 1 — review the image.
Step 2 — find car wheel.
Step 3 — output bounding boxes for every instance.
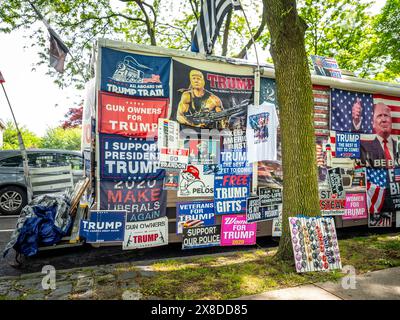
[0,186,27,216]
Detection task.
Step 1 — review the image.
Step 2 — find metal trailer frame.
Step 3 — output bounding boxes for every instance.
[92,38,400,244]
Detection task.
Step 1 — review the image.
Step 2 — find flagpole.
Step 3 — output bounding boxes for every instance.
[236,0,261,195]
[0,82,33,202]
[26,0,88,81]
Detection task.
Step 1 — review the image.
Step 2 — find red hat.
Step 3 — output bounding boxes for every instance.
[183,165,200,179]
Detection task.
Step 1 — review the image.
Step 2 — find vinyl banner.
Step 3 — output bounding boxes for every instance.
[220,214,257,246]
[101,47,171,97]
[182,225,221,249]
[81,78,96,152]
[178,164,214,197]
[100,134,163,181]
[343,192,368,220]
[79,210,126,243]
[171,60,253,130]
[330,89,373,134]
[100,179,166,222]
[99,91,168,138]
[214,174,251,215]
[123,217,168,250]
[335,132,360,158]
[176,200,215,234]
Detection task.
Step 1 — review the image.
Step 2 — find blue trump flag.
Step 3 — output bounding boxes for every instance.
[79,211,126,243]
[100,133,165,181]
[101,47,171,97]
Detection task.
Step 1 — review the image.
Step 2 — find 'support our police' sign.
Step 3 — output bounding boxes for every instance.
[100,134,164,181]
[101,47,171,98]
[100,179,166,222]
[99,91,168,138]
[79,210,126,243]
[176,200,215,234]
[123,216,168,250]
[214,174,251,214]
[182,225,221,249]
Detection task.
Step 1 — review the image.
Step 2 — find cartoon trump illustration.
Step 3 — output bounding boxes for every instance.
[179,165,205,196]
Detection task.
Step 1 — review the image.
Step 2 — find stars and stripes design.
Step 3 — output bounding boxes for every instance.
[366,168,387,213]
[373,94,400,135]
[313,85,330,136]
[191,0,241,55]
[331,89,373,133]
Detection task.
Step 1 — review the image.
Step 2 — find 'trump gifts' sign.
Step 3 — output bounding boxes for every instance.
[99,91,168,138]
[214,174,251,214]
[220,214,257,246]
[100,134,164,181]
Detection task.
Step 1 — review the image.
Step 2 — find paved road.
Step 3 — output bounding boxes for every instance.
[0,215,398,278]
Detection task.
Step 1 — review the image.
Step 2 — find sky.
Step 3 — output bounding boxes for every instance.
[0,0,386,137]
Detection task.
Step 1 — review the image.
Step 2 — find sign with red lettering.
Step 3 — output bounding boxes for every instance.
[123,216,168,250]
[319,189,346,216]
[159,147,189,170]
[99,179,166,222]
[220,214,256,246]
[99,91,168,138]
[214,173,251,214]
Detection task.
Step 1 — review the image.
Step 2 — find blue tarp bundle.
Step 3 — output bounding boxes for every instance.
[3,193,72,258]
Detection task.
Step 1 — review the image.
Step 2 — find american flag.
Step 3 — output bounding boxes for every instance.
[373,94,400,135]
[331,89,373,133]
[366,168,387,214]
[191,0,240,54]
[313,85,330,136]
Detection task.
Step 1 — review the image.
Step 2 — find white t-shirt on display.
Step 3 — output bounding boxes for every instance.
[246,102,279,163]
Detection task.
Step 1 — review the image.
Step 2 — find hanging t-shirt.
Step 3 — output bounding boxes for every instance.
[246,102,279,162]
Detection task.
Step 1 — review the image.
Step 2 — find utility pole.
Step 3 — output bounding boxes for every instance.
[0,71,33,202]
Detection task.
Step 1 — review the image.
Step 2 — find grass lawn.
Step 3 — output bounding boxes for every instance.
[136,233,400,300]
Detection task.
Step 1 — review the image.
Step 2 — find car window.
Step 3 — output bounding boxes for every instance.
[28,153,58,168]
[57,153,84,170]
[0,155,23,167]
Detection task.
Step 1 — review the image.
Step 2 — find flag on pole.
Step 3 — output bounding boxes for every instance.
[48,27,69,73]
[191,0,241,55]
[0,71,5,83]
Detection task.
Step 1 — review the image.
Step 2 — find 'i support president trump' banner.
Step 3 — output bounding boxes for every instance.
[99,91,168,138]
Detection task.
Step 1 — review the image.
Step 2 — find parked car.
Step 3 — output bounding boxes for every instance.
[0,149,84,215]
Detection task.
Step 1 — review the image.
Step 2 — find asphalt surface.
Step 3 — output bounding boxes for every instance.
[0,215,398,277]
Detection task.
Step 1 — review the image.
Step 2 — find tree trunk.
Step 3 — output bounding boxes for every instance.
[265,0,320,261]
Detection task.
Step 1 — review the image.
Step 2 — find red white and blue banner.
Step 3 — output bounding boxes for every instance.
[101,47,171,97]
[100,179,166,222]
[99,134,164,181]
[79,210,126,243]
[99,91,168,138]
[335,132,360,158]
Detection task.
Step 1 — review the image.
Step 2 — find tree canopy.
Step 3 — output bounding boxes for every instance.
[1,0,397,89]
